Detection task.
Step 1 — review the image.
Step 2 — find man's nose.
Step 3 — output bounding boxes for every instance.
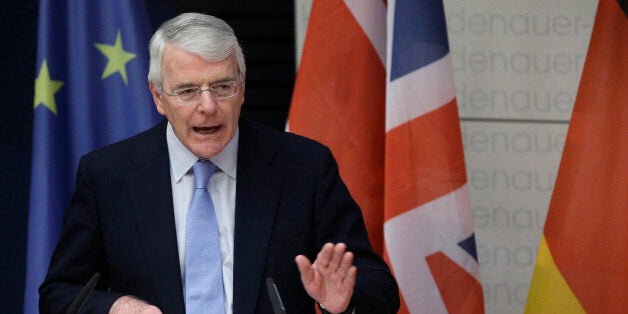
[197,90,218,112]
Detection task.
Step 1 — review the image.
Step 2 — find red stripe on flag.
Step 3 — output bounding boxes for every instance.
[426,251,484,314]
[384,99,467,219]
[289,0,386,252]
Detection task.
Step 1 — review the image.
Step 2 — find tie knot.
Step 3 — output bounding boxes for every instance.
[192,160,218,189]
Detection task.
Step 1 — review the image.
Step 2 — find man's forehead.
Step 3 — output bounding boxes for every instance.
[162,46,238,80]
[162,44,235,64]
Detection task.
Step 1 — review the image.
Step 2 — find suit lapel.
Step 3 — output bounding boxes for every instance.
[233,119,284,314]
[125,122,185,313]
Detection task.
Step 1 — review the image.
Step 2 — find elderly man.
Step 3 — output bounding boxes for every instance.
[39,13,399,313]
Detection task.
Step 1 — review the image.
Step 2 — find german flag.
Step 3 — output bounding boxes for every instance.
[525,1,628,312]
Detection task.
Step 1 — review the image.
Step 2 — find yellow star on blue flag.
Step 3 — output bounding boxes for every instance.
[95,30,136,85]
[34,60,64,115]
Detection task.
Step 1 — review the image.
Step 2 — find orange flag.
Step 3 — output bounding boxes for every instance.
[525,1,628,312]
[289,0,387,253]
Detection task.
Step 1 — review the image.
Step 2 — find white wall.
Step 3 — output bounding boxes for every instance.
[294,1,597,313]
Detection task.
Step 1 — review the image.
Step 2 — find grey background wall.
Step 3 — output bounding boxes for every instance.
[0,1,294,312]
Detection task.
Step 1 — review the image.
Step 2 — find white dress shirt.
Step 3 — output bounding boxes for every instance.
[166,123,238,314]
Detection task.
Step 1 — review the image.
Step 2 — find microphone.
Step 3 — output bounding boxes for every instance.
[67,272,100,314]
[266,277,286,314]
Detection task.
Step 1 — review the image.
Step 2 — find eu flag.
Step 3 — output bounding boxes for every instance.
[25,1,161,312]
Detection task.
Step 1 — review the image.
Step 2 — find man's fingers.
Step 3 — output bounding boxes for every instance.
[295,255,314,282]
[327,243,346,273]
[337,251,354,280]
[344,265,357,287]
[315,243,335,269]
[295,255,312,272]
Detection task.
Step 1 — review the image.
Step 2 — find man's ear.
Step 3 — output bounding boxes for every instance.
[149,81,166,116]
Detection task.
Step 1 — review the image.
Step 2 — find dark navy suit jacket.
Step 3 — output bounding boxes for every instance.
[39,118,399,313]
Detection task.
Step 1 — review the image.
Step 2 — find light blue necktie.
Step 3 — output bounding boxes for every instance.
[185,160,225,314]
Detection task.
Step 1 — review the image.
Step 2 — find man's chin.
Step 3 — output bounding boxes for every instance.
[191,144,224,159]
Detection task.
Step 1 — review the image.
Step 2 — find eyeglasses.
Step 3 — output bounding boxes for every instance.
[162,80,242,105]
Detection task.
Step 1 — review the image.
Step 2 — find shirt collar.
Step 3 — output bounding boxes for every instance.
[166,122,239,182]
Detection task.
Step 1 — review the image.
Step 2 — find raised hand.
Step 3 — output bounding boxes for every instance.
[295,243,357,313]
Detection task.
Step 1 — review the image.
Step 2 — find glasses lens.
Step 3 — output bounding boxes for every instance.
[174,87,200,103]
[211,82,236,99]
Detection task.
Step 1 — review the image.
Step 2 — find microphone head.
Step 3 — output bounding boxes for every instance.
[266,277,286,314]
[66,272,101,314]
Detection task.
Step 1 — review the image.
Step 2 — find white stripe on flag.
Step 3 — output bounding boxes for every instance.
[385,54,456,131]
[384,185,479,311]
[344,0,387,65]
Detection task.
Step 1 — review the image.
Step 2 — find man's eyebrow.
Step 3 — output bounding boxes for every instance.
[171,77,237,90]
[172,82,196,90]
[211,77,236,84]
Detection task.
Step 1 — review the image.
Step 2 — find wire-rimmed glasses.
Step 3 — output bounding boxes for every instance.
[162,80,242,105]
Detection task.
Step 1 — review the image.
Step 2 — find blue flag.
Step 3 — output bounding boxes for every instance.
[25,1,161,312]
